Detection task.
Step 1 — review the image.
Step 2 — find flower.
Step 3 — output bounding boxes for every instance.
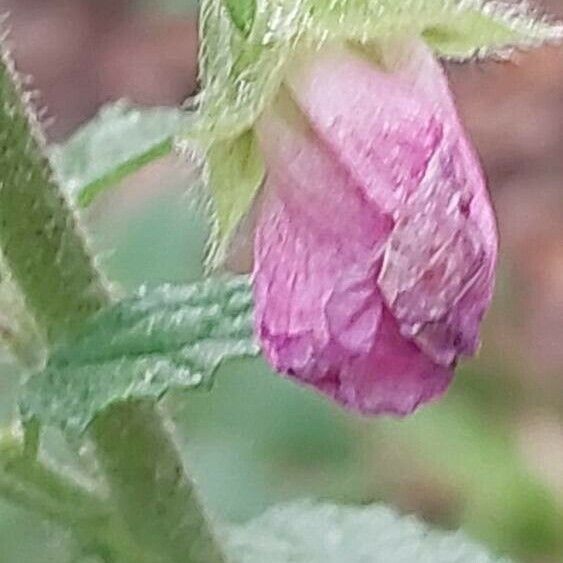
[248,39,498,416]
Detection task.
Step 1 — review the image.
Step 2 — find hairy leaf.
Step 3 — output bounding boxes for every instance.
[226,501,512,562]
[206,130,265,266]
[50,102,188,207]
[20,276,259,433]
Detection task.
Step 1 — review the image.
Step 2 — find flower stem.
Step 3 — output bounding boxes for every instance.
[92,402,224,562]
[0,51,108,343]
[0,41,224,562]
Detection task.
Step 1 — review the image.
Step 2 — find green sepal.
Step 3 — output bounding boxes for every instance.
[422,1,563,59]
[193,0,562,143]
[303,0,562,60]
[185,0,303,142]
[206,129,265,268]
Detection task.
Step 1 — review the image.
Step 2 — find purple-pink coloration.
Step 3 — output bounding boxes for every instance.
[251,40,498,416]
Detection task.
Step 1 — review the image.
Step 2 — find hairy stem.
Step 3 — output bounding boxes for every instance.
[0,52,108,343]
[0,43,224,562]
[93,402,224,562]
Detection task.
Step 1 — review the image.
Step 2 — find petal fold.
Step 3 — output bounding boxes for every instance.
[286,40,498,366]
[254,96,453,415]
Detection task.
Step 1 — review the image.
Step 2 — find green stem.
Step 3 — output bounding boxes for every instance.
[0,50,108,343]
[0,42,224,562]
[93,402,224,562]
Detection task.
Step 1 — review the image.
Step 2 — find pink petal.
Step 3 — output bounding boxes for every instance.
[286,41,498,367]
[253,97,453,415]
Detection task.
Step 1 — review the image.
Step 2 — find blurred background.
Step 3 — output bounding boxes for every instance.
[0,0,562,561]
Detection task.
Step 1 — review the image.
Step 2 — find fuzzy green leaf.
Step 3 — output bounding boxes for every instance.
[50,102,188,207]
[305,0,562,59]
[226,501,512,562]
[224,0,257,36]
[20,276,259,433]
[207,130,265,266]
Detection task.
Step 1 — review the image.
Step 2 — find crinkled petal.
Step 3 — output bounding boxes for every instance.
[286,41,498,367]
[253,100,453,415]
[256,90,392,252]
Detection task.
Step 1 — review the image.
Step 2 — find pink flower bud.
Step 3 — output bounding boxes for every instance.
[252,41,498,416]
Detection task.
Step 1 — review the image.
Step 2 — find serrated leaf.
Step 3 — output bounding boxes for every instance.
[20,276,259,433]
[224,0,257,36]
[226,501,512,563]
[50,102,188,207]
[207,130,265,266]
[304,0,562,59]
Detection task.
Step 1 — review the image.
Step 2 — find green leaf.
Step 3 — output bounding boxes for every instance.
[207,130,265,266]
[224,0,257,36]
[226,501,512,562]
[305,0,562,59]
[20,276,259,433]
[50,102,188,207]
